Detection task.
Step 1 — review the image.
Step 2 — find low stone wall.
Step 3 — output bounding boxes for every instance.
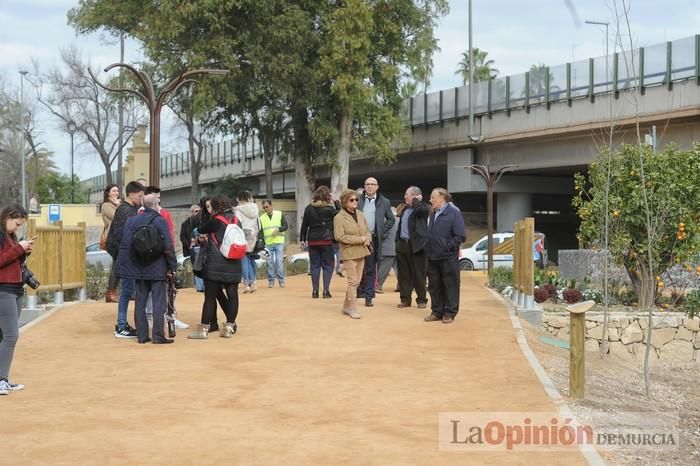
[542,312,700,362]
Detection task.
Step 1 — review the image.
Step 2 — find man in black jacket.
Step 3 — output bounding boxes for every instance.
[107,181,144,338]
[118,194,177,344]
[395,186,429,309]
[179,204,201,258]
[424,188,466,324]
[356,177,395,307]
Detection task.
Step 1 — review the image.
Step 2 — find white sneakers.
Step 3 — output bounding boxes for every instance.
[0,379,24,395]
[174,319,190,330]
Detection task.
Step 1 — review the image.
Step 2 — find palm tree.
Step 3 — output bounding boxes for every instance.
[455,48,499,84]
[527,64,559,98]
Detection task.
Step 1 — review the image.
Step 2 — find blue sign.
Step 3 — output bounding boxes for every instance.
[48,204,61,223]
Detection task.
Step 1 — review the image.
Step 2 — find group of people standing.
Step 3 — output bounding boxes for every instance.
[300,177,466,323]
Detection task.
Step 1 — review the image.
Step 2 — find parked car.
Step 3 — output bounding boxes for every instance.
[459,232,547,271]
[86,241,112,269]
[287,250,309,272]
[459,233,514,271]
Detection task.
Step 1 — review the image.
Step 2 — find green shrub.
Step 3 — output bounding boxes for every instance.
[489,266,513,292]
[684,289,700,318]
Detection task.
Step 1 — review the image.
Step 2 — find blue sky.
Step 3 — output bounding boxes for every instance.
[1,0,698,180]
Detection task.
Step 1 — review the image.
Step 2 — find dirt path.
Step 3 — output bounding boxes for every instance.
[1,273,587,465]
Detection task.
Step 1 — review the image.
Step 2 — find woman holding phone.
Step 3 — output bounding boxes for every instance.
[0,205,34,395]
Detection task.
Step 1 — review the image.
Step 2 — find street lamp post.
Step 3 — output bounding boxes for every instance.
[462,164,517,275]
[66,120,77,203]
[19,70,28,208]
[584,20,610,94]
[89,65,228,187]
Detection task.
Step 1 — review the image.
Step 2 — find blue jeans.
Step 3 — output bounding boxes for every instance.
[266,244,285,285]
[242,254,257,285]
[194,274,205,291]
[117,276,135,330]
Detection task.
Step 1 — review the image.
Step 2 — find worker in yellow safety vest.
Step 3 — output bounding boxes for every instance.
[260,199,288,287]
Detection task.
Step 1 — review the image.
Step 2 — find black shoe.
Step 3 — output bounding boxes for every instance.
[208,323,219,333]
[397,302,411,308]
[152,338,174,344]
[138,338,152,344]
[323,291,332,299]
[365,299,374,307]
[312,290,319,299]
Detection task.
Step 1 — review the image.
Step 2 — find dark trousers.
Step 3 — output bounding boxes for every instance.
[202,280,239,328]
[395,239,427,305]
[309,244,334,293]
[427,255,460,318]
[135,280,166,341]
[357,234,378,300]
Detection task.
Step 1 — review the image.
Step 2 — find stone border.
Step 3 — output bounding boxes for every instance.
[542,312,700,362]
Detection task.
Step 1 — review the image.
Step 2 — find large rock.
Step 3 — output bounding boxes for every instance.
[661,341,695,361]
[621,322,643,344]
[585,339,600,352]
[556,328,570,342]
[548,316,568,329]
[609,341,633,360]
[644,327,677,349]
[695,333,700,350]
[684,317,700,332]
[638,316,680,330]
[585,321,597,329]
[674,327,694,342]
[608,327,620,341]
[587,325,604,340]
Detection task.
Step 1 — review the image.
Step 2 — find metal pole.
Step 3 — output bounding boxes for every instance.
[117,31,125,190]
[19,70,28,209]
[468,0,474,138]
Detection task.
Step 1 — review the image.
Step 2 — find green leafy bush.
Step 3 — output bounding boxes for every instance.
[489,266,513,292]
[684,289,700,318]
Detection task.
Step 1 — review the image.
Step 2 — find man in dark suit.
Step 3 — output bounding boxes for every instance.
[395,186,430,309]
[356,177,395,307]
[424,188,466,324]
[118,194,178,344]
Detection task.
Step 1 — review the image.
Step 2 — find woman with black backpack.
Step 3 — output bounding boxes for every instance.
[299,186,339,299]
[190,195,242,339]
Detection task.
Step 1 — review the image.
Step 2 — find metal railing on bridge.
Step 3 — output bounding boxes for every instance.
[404,34,700,127]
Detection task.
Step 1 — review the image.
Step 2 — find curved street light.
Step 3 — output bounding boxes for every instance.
[461,163,517,274]
[66,120,77,203]
[89,64,229,187]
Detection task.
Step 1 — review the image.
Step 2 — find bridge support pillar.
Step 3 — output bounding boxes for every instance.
[497,193,532,232]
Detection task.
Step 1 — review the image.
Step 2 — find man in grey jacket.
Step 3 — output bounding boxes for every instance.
[356,177,395,306]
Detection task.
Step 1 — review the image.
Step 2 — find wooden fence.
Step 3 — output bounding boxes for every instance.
[512,217,535,309]
[25,219,86,296]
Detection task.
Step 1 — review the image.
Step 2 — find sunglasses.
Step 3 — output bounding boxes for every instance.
[348,198,358,203]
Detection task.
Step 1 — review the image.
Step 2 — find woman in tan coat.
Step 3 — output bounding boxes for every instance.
[333,189,371,319]
[101,184,120,302]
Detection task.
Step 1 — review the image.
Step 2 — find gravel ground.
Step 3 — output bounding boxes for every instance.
[522,320,700,465]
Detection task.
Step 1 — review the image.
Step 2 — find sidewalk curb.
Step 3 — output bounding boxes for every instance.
[485,286,606,466]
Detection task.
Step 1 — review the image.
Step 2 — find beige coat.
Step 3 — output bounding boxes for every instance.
[334,209,371,261]
[100,201,118,244]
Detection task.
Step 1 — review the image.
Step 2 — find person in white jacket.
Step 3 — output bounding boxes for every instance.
[235,191,260,293]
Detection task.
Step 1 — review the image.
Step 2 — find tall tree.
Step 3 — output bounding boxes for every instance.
[455,48,498,84]
[36,48,141,186]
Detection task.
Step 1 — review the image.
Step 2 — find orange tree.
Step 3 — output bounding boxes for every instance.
[574,144,700,308]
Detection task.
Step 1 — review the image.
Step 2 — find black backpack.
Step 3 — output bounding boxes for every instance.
[131,216,165,263]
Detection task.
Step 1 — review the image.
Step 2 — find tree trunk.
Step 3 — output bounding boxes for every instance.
[627,263,655,309]
[295,156,313,232]
[261,132,274,199]
[188,127,202,206]
[330,110,352,199]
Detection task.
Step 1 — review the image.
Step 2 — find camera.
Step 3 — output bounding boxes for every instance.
[21,264,40,290]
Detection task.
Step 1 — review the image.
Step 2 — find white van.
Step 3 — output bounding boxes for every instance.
[459,232,547,270]
[458,232,514,270]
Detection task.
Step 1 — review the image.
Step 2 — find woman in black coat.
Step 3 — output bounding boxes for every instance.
[299,185,339,299]
[198,195,242,336]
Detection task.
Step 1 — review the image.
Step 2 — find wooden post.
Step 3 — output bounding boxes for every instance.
[567,300,595,399]
[512,220,520,303]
